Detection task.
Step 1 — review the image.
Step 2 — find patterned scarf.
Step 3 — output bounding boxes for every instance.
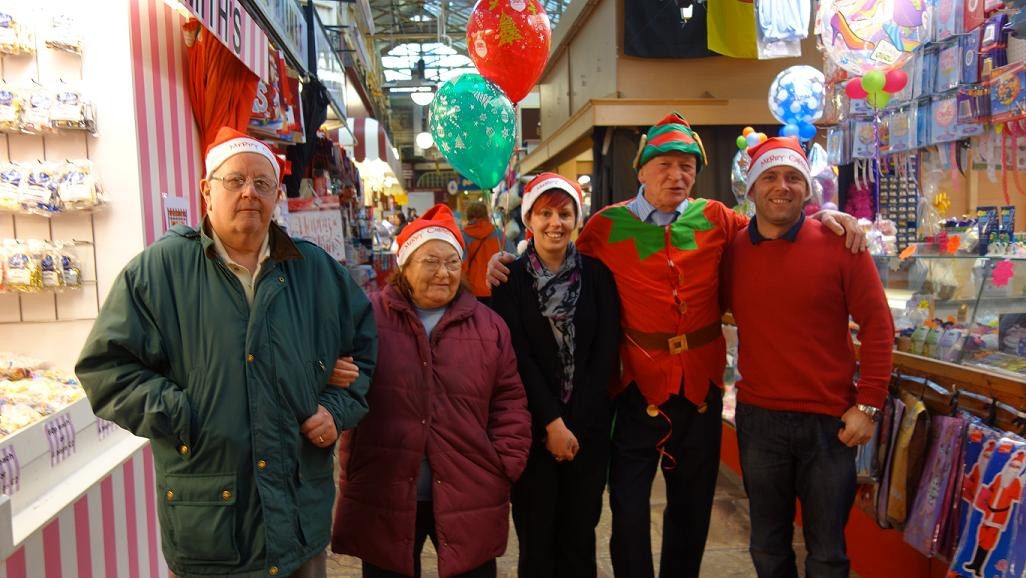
[525,239,581,404]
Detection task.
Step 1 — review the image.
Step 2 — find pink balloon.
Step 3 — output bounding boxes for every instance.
[884,69,909,94]
[845,78,868,100]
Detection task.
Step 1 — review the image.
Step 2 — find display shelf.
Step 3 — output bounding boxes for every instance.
[0,397,143,558]
[881,251,1026,378]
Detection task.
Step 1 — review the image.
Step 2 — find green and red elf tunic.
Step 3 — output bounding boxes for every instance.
[576,198,747,408]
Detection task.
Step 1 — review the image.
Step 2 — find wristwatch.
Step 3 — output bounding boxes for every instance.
[856,403,882,422]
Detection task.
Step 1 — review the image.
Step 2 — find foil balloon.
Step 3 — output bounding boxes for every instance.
[429,74,516,190]
[467,0,551,103]
[808,143,837,205]
[818,0,931,75]
[731,149,752,207]
[768,65,826,129]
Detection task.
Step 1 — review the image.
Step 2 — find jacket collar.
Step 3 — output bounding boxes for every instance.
[197,217,304,262]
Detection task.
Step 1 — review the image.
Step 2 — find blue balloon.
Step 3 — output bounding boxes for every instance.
[745,132,762,148]
[767,65,826,127]
[798,122,817,142]
[780,123,801,138]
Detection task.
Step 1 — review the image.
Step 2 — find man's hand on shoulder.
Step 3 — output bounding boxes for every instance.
[486,251,515,287]
[813,209,867,254]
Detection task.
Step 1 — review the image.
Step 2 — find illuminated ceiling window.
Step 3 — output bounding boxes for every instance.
[382,42,475,85]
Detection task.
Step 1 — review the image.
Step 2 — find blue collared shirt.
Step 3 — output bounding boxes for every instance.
[627,185,690,226]
[747,212,806,244]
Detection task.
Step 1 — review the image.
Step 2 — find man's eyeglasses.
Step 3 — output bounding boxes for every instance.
[414,257,462,273]
[209,174,279,197]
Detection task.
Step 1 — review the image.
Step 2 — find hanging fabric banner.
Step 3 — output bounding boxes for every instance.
[178,0,270,81]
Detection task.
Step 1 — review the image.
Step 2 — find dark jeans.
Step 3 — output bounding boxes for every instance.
[170,552,325,578]
[609,383,723,578]
[735,403,857,578]
[361,501,497,578]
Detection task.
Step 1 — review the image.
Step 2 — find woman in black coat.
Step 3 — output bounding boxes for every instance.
[490,173,621,578]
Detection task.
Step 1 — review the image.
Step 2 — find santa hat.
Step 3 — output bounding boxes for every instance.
[745,136,812,199]
[521,172,585,228]
[205,126,285,183]
[634,112,707,172]
[396,204,465,266]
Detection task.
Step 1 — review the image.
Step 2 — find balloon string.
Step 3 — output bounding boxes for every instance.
[872,103,881,220]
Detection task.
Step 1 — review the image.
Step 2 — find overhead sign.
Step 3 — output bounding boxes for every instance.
[179,0,270,81]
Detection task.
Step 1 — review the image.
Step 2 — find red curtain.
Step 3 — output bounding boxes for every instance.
[182,19,259,152]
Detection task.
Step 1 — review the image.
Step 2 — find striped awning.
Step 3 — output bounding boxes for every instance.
[336,118,402,176]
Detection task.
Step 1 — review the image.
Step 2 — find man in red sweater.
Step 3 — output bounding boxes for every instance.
[723,137,894,578]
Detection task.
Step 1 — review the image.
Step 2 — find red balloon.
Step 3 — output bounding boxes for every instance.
[466,0,551,104]
[884,69,909,94]
[844,78,868,100]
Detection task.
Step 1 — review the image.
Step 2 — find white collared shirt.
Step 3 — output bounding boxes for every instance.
[210,230,271,304]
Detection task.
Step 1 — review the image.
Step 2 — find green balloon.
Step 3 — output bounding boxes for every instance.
[866,90,891,109]
[860,70,886,95]
[429,74,516,190]
[736,135,748,150]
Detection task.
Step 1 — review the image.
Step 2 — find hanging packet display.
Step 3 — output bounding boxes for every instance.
[888,108,916,152]
[934,0,963,42]
[904,415,968,556]
[877,396,908,528]
[931,95,961,144]
[915,47,937,99]
[887,393,931,529]
[965,0,986,31]
[948,436,1026,578]
[979,13,1009,80]
[935,39,962,94]
[962,27,983,84]
[988,62,1026,124]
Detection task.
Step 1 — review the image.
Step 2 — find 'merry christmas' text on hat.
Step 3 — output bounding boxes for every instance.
[633,112,708,171]
[745,136,812,200]
[522,172,585,228]
[205,126,285,183]
[396,204,466,267]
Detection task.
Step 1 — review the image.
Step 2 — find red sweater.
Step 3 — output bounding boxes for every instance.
[723,219,894,416]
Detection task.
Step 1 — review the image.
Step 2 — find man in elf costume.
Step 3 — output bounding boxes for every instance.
[489,112,863,578]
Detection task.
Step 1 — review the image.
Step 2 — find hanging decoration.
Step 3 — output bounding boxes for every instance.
[466,0,552,104]
[818,0,931,75]
[767,65,826,142]
[429,73,517,191]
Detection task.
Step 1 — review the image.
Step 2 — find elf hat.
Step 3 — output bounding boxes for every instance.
[745,136,812,200]
[205,126,285,183]
[521,172,585,228]
[396,203,465,266]
[633,112,708,172]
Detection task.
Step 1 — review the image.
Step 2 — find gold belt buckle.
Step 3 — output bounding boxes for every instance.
[668,333,688,354]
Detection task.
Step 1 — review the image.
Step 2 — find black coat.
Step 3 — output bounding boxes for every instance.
[490,253,621,441]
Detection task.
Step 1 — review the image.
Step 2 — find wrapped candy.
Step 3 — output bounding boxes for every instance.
[0,85,21,132]
[20,162,61,214]
[2,238,42,292]
[0,8,35,56]
[43,12,82,55]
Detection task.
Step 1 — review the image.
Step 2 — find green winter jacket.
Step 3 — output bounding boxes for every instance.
[76,220,377,578]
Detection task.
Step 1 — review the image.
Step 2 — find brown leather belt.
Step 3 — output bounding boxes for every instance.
[623,322,723,354]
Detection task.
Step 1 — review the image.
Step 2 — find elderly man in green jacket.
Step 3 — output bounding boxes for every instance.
[76,127,377,578]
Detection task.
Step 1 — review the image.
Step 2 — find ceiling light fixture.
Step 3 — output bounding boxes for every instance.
[410,90,435,106]
[416,131,434,149]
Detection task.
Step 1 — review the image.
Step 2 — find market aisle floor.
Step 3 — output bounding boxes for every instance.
[326,464,831,577]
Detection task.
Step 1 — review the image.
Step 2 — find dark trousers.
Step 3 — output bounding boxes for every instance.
[170,552,325,578]
[361,501,497,578]
[512,431,611,578]
[735,403,856,578]
[609,383,723,578]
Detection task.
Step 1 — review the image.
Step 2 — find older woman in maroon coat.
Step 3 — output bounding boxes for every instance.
[332,204,531,578]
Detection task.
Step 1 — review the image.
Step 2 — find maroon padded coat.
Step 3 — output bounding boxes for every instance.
[332,286,531,577]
